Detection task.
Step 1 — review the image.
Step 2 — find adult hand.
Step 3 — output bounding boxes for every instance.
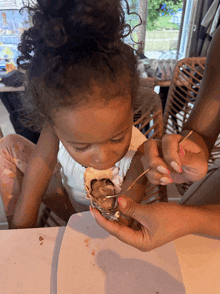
[139,132,209,185]
[90,195,195,251]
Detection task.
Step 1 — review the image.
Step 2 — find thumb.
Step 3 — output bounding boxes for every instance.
[118,195,143,222]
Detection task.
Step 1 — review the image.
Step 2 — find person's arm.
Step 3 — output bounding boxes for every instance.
[11,122,59,229]
[91,195,220,252]
[160,26,220,180]
[182,25,220,155]
[188,204,220,237]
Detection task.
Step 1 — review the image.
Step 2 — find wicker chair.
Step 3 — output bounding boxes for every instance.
[38,86,166,227]
[163,57,220,195]
[133,86,167,206]
[37,205,67,228]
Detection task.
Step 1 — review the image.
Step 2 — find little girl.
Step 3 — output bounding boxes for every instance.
[0,0,151,229]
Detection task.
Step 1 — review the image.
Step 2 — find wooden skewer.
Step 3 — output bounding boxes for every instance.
[105,131,194,199]
[178,130,193,146]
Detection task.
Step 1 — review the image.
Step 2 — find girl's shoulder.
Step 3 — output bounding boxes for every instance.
[115,127,147,180]
[129,126,147,152]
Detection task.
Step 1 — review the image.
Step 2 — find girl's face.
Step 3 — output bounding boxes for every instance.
[53,97,133,170]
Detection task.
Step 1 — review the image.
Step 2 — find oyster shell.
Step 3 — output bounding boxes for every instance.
[84,166,122,221]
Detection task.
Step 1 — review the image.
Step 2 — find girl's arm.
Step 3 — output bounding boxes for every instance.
[120,148,148,204]
[11,123,59,229]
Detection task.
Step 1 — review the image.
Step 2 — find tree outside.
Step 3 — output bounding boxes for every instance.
[147,0,183,31]
[123,0,183,59]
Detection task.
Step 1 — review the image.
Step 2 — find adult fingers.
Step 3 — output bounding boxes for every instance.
[117,195,151,226]
[91,196,145,228]
[162,134,183,173]
[162,132,207,175]
[90,205,149,251]
[140,140,172,185]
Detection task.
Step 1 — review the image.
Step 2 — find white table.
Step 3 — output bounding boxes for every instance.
[1,212,220,294]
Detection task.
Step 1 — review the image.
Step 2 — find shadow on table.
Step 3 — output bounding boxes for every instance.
[96,249,186,294]
[49,214,110,294]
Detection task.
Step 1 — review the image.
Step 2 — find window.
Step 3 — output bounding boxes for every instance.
[0,0,32,70]
[122,0,191,60]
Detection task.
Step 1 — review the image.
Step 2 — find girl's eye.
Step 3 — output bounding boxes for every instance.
[73,137,125,152]
[110,137,125,143]
[74,145,90,152]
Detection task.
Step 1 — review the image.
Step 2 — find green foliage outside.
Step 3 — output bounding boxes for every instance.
[147,0,183,31]
[124,0,182,31]
[154,15,179,31]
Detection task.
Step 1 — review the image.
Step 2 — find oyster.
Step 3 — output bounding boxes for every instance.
[84,167,121,221]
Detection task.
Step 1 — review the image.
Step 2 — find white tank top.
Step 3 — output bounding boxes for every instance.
[57,126,147,212]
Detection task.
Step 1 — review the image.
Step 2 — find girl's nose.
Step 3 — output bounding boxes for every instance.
[92,144,110,165]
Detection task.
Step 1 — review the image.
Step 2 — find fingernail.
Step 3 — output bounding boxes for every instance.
[170,161,182,173]
[157,165,170,175]
[118,197,126,208]
[89,206,95,218]
[160,182,168,186]
[160,177,173,185]
[179,145,185,157]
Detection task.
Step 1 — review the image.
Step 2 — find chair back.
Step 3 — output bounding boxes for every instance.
[133,87,163,140]
[133,87,167,204]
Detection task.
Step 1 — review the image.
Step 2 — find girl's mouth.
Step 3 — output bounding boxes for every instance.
[92,164,115,170]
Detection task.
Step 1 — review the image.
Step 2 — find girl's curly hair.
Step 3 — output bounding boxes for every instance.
[17,0,140,133]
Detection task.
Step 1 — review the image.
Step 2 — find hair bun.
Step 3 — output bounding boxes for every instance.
[18,0,131,66]
[43,17,69,48]
[69,0,127,47]
[39,0,128,51]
